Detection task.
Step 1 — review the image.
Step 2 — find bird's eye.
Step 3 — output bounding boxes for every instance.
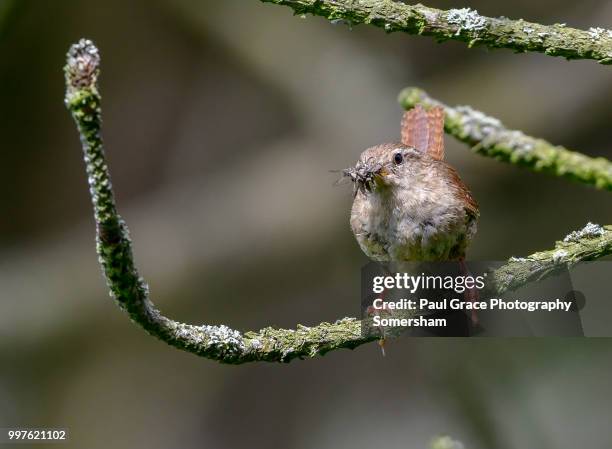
[393,152,404,165]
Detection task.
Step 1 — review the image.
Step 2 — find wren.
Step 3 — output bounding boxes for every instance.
[344,105,481,337]
[344,105,479,263]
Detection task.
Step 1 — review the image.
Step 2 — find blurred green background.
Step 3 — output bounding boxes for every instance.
[1,0,612,448]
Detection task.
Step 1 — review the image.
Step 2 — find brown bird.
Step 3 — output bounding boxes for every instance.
[344,105,481,339]
[344,105,479,264]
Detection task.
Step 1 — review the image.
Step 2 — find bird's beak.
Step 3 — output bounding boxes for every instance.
[374,166,389,179]
[370,166,391,188]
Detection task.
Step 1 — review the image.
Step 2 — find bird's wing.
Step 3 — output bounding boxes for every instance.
[444,162,479,220]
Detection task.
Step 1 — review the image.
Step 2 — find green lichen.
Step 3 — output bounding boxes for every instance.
[260,0,612,65]
[398,87,612,191]
[491,225,612,293]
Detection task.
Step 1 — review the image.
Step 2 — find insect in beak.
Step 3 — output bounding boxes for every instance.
[341,160,387,195]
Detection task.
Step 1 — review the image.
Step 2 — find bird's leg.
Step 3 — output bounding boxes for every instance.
[459,258,479,327]
[377,337,386,357]
[377,287,388,356]
[366,277,390,356]
[365,305,387,356]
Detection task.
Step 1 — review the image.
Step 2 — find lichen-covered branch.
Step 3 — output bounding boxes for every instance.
[491,222,612,293]
[65,39,612,364]
[399,88,612,191]
[260,0,612,65]
[64,39,373,364]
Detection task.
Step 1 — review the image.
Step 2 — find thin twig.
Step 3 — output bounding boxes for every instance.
[260,0,612,65]
[65,39,612,364]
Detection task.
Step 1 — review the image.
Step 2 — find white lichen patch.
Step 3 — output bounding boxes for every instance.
[335,317,357,325]
[504,131,534,153]
[248,338,263,350]
[446,8,487,35]
[563,222,606,242]
[552,249,569,263]
[197,324,245,354]
[587,27,612,40]
[175,325,203,342]
[455,105,534,154]
[281,347,295,360]
[456,105,502,139]
[535,31,551,42]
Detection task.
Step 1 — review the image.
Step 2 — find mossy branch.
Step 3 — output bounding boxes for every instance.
[65,39,612,364]
[399,88,612,191]
[260,0,612,65]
